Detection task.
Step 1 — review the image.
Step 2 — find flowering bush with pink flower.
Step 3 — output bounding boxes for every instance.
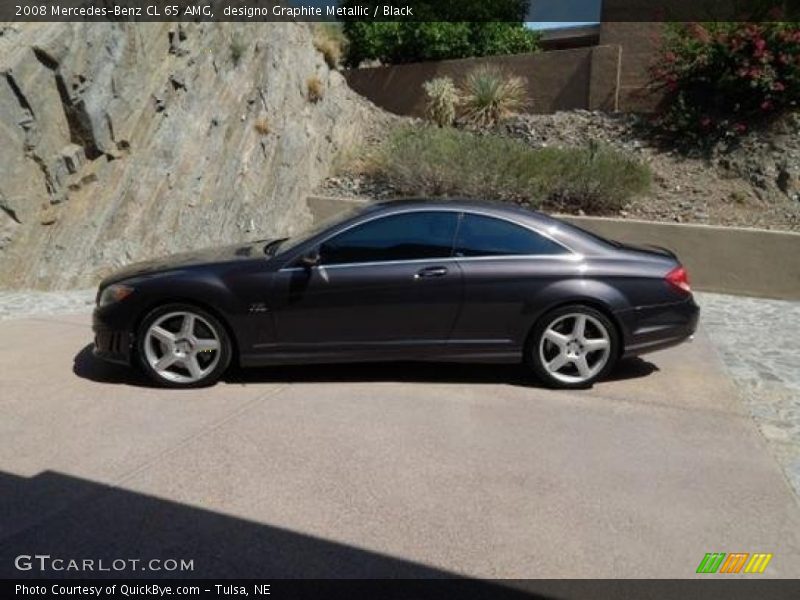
[651,22,800,145]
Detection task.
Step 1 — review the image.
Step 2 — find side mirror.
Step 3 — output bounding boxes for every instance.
[299,249,320,268]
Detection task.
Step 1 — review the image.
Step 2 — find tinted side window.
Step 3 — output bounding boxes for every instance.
[454,214,568,257]
[319,212,458,265]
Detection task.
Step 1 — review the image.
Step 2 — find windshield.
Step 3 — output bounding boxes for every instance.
[270,203,368,256]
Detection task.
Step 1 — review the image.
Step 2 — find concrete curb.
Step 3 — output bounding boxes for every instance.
[306,196,800,301]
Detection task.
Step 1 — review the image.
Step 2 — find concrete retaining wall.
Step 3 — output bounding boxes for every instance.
[306,196,800,301]
[561,216,800,301]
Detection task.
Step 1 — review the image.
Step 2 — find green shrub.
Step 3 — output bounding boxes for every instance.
[367,127,650,213]
[535,140,652,213]
[423,76,460,127]
[339,2,540,67]
[461,66,527,127]
[651,21,800,146]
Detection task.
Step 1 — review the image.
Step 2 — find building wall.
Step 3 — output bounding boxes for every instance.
[344,45,623,118]
[598,22,666,112]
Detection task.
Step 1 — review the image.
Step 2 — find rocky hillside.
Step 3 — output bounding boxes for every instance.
[0,22,387,290]
[501,111,800,231]
[321,110,800,232]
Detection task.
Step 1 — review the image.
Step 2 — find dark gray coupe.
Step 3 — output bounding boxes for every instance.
[93,199,699,389]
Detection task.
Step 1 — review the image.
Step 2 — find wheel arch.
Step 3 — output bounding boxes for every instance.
[133,296,241,366]
[523,296,626,359]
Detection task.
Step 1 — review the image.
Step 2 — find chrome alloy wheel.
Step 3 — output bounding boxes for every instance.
[538,313,612,385]
[143,311,221,384]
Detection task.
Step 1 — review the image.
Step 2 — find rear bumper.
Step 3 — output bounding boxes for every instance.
[92,309,133,365]
[619,296,699,358]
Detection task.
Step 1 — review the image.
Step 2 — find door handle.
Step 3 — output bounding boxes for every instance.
[414,266,448,279]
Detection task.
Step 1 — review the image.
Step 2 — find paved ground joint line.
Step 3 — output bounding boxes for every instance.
[111,383,291,489]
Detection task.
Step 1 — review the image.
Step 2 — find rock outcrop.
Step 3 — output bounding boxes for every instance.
[0,21,385,289]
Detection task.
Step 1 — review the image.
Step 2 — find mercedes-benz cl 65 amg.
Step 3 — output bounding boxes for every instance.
[93,199,699,389]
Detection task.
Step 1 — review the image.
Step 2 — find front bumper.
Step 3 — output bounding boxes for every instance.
[620,296,700,358]
[92,309,134,365]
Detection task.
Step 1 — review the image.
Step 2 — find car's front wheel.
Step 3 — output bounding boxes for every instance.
[527,305,619,389]
[137,303,232,388]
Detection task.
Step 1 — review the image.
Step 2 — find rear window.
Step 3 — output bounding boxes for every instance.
[454,214,569,257]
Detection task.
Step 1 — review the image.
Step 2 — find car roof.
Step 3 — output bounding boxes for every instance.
[352,197,615,256]
[365,197,562,227]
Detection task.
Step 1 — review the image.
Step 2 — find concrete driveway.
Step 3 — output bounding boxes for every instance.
[0,312,799,579]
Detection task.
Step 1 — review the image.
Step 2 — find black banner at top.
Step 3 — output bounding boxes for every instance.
[1,0,799,23]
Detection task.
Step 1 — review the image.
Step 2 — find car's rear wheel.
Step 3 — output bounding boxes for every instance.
[527,305,619,389]
[137,303,232,388]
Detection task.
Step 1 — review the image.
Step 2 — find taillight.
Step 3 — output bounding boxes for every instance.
[665,266,691,293]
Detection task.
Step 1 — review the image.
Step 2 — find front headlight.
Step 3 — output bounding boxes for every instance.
[98,284,134,307]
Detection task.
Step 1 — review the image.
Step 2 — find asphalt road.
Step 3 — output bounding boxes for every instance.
[1,313,799,578]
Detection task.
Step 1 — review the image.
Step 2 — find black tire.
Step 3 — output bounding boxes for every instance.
[136,303,232,388]
[526,304,619,390]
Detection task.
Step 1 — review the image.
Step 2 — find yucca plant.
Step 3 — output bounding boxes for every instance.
[422,76,460,127]
[460,66,527,127]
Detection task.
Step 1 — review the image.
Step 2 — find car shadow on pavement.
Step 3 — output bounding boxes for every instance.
[0,468,552,593]
[225,357,659,387]
[73,344,153,387]
[73,344,659,389]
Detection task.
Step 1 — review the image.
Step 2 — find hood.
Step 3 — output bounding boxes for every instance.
[99,239,272,287]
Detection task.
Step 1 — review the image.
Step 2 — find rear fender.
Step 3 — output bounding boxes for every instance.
[518,278,631,344]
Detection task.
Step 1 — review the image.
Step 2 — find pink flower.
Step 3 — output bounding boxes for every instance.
[773,81,786,92]
[700,117,712,128]
[761,100,774,111]
[734,123,748,134]
[753,38,768,58]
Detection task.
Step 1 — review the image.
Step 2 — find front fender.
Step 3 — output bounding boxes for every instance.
[121,269,253,353]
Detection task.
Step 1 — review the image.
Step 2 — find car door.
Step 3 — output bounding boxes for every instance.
[267,210,463,360]
[449,212,575,355]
